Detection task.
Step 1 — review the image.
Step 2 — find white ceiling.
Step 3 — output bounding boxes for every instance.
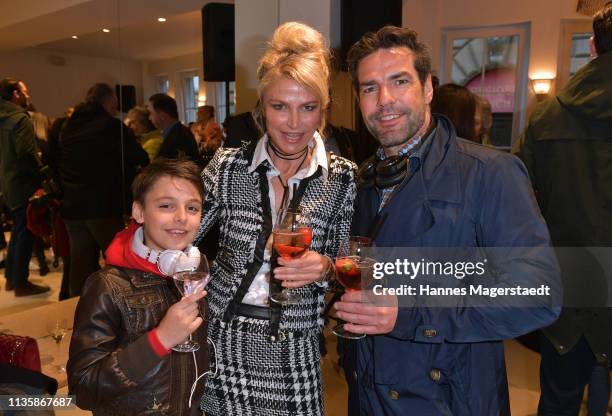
[0,0,233,61]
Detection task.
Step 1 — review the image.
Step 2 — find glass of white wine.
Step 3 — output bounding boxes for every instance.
[49,319,68,372]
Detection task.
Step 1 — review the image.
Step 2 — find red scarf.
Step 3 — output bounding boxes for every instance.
[105,221,170,280]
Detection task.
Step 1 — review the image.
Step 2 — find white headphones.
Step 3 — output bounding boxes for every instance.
[131,226,201,276]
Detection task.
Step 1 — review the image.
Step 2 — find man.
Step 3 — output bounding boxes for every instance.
[334,26,561,415]
[514,4,612,415]
[59,83,149,297]
[0,78,49,296]
[147,94,199,164]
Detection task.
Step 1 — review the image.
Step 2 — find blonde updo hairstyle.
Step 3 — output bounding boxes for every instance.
[254,22,331,134]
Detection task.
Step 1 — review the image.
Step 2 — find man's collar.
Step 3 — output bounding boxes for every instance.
[376,117,433,161]
[248,131,328,180]
[161,120,180,139]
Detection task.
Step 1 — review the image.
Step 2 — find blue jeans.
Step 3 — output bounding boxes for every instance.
[5,205,34,289]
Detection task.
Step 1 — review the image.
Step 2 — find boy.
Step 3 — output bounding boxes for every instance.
[68,159,208,415]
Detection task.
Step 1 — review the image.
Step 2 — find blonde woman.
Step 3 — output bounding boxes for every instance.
[196,22,356,415]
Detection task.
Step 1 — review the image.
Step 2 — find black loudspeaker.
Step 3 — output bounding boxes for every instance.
[339,0,402,66]
[115,84,136,112]
[202,3,235,82]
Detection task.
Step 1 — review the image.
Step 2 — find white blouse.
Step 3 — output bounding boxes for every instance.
[241,132,329,306]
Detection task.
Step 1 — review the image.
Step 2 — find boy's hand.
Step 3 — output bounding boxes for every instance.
[156,291,206,349]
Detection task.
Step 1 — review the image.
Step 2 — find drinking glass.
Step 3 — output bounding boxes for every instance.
[171,254,209,353]
[333,236,374,339]
[270,208,312,305]
[49,319,68,372]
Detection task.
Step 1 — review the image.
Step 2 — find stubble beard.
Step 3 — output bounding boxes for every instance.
[365,103,427,150]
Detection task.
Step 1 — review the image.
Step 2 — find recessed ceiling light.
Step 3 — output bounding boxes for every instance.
[157,17,166,22]
[102,28,110,33]
[71,35,78,39]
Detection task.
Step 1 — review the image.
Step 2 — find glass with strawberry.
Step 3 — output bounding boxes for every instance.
[270,208,313,305]
[333,236,374,339]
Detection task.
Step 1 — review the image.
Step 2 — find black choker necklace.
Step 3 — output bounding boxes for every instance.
[267,139,308,160]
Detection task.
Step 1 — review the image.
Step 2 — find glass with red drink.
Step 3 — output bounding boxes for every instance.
[333,236,374,339]
[270,209,312,305]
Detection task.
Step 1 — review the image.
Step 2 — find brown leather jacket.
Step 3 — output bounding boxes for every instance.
[67,266,208,416]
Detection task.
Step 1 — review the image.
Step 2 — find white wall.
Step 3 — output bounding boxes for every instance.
[0,48,142,118]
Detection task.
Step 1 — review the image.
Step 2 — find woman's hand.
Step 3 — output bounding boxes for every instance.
[274,251,331,288]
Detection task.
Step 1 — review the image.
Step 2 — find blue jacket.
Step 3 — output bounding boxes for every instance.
[348,116,560,415]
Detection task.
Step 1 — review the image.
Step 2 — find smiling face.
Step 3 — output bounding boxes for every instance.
[356,47,433,155]
[262,76,323,155]
[132,176,202,252]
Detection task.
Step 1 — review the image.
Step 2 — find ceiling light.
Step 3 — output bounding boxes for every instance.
[102,28,110,33]
[157,17,166,22]
[71,35,78,39]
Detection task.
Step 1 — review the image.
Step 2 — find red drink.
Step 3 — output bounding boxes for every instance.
[273,227,312,259]
[336,256,374,291]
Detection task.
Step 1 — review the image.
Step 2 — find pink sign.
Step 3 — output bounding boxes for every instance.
[465,68,516,113]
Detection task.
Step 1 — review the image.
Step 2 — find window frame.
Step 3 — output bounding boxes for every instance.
[440,23,531,149]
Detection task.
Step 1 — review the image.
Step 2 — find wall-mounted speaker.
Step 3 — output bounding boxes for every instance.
[339,0,402,68]
[115,84,136,113]
[202,3,235,82]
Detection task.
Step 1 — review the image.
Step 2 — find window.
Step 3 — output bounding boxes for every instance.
[557,20,592,88]
[442,23,530,149]
[181,72,199,124]
[206,81,235,124]
[216,81,235,124]
[155,76,169,94]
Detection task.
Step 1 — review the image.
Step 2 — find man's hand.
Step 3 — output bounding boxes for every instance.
[274,251,329,288]
[334,290,398,335]
[156,291,206,349]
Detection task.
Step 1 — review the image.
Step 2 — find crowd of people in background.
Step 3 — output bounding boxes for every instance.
[0,72,378,302]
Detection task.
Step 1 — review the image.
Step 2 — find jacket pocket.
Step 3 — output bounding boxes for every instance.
[124,291,165,336]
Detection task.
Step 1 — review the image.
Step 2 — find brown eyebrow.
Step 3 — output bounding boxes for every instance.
[389,71,413,81]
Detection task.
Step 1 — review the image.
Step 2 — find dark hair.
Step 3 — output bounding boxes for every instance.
[85,83,114,105]
[148,93,178,120]
[593,2,612,55]
[0,78,22,101]
[132,158,204,206]
[431,84,477,142]
[347,26,431,91]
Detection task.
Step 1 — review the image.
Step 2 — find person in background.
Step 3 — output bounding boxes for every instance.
[147,93,200,164]
[126,106,162,161]
[59,83,149,297]
[322,100,379,165]
[221,111,262,148]
[196,22,356,416]
[0,77,49,296]
[24,104,52,276]
[514,4,612,415]
[68,159,208,415]
[431,83,480,143]
[475,95,493,145]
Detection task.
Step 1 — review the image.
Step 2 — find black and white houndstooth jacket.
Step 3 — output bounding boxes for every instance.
[195,142,357,333]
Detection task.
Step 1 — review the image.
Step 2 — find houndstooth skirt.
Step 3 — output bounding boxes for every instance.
[201,315,324,416]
